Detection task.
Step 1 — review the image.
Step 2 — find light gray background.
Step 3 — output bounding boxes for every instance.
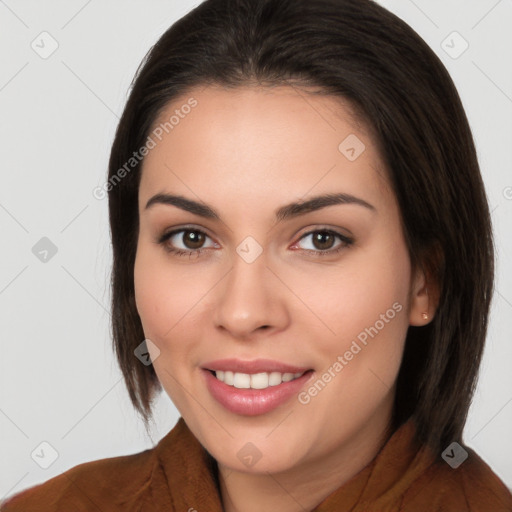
[1,0,511,500]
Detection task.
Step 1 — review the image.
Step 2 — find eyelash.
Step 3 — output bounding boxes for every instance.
[157,226,354,259]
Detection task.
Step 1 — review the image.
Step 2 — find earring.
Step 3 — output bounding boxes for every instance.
[422,287,429,320]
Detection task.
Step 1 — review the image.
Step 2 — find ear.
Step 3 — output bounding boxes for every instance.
[408,245,442,326]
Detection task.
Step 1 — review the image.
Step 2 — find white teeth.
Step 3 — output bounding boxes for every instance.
[268,372,282,386]
[250,372,269,389]
[214,370,305,389]
[233,372,251,389]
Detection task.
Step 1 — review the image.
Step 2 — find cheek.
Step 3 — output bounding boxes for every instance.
[133,243,217,381]
[134,243,197,340]
[133,245,201,411]
[133,253,167,339]
[303,241,410,342]
[307,235,412,387]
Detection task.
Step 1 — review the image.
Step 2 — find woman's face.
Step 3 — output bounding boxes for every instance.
[134,85,428,474]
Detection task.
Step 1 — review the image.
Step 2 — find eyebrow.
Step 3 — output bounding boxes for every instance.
[145,192,376,221]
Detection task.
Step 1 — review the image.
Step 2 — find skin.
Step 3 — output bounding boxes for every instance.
[134,85,435,512]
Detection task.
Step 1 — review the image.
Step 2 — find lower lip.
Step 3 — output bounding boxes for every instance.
[202,369,313,416]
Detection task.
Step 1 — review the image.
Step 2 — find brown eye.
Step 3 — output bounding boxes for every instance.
[181,230,206,249]
[158,227,217,256]
[311,231,336,250]
[294,229,354,256]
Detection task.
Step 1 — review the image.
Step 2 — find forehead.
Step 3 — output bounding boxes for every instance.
[139,85,391,216]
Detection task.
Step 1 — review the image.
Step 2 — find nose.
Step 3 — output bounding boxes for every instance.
[213,248,289,340]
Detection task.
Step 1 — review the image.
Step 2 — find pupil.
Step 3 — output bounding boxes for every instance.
[314,231,333,250]
[185,230,204,249]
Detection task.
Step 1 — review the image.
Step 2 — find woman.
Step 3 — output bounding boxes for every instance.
[3,0,511,510]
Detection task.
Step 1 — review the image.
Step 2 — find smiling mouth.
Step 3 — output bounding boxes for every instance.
[208,369,311,390]
[202,362,315,415]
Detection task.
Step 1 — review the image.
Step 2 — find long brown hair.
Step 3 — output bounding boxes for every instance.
[107,0,494,454]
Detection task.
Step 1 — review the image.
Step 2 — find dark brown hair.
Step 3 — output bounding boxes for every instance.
[107,0,494,454]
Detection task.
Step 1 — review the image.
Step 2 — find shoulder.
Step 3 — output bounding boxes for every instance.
[402,445,512,511]
[1,446,157,512]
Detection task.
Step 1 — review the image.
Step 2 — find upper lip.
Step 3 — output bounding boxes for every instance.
[202,358,311,374]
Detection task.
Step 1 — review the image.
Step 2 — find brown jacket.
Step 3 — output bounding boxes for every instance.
[2,417,511,511]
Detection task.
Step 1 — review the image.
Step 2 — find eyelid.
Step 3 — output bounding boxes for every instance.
[293,224,354,241]
[290,227,354,252]
[158,224,216,241]
[157,225,219,248]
